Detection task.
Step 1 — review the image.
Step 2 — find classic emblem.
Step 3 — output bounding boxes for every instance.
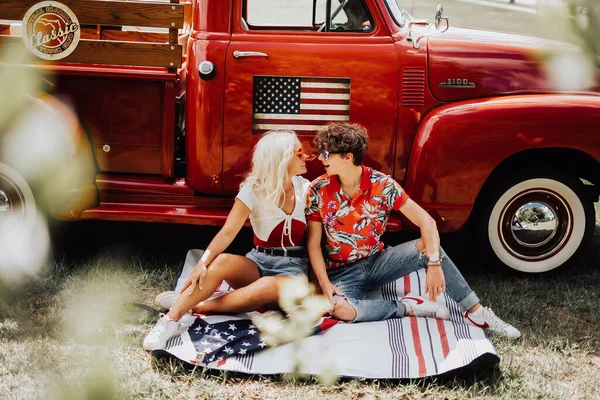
[439,78,476,89]
[22,1,81,61]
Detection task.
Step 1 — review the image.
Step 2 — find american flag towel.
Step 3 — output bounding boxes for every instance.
[155,250,499,379]
[252,76,350,135]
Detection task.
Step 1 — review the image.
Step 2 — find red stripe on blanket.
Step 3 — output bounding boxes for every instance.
[436,319,450,358]
[218,358,227,367]
[317,317,340,332]
[410,316,427,376]
[403,275,410,296]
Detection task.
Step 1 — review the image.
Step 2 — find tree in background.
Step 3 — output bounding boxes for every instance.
[519,206,550,224]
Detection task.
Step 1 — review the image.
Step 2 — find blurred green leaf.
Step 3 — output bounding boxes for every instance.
[0,47,42,132]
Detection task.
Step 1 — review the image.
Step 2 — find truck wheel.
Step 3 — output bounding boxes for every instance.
[0,162,37,228]
[477,169,595,273]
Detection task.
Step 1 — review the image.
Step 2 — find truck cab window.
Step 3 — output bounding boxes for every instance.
[314,0,373,32]
[243,0,373,32]
[332,0,373,31]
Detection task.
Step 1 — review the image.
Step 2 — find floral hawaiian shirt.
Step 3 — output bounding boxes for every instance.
[305,166,409,269]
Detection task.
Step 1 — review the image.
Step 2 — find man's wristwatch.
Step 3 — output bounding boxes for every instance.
[427,253,441,264]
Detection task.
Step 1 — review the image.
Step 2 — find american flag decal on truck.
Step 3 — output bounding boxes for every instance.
[252,76,350,135]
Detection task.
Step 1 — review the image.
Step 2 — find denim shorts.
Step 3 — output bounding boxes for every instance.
[245,246,308,277]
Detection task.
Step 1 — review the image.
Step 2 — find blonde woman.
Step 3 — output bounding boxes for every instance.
[144,131,310,351]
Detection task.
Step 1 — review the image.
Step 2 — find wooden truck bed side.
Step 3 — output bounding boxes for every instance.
[0,0,192,178]
[0,0,192,70]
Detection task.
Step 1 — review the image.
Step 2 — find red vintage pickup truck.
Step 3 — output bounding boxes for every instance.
[0,0,599,274]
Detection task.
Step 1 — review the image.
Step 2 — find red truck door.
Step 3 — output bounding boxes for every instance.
[222,0,399,194]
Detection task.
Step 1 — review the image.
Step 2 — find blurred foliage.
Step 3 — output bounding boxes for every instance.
[0,48,42,133]
[567,0,599,81]
[568,1,599,56]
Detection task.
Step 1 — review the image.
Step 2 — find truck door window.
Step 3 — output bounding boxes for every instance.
[314,0,373,32]
[243,0,373,32]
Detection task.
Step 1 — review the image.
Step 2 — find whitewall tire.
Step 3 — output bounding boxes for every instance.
[479,170,594,273]
[0,162,37,228]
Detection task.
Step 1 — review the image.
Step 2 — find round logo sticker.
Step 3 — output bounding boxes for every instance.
[22,1,81,60]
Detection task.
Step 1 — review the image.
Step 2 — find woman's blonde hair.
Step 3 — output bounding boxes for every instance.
[241,130,299,208]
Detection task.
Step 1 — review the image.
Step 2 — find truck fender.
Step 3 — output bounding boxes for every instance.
[403,94,600,232]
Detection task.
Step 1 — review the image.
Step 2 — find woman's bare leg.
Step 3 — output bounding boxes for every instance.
[193,276,287,314]
[167,254,260,320]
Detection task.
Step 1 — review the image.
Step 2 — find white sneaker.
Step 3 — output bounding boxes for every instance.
[155,291,180,310]
[143,315,188,351]
[401,293,451,320]
[465,307,521,339]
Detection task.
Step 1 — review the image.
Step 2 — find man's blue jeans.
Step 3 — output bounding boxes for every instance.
[327,239,480,322]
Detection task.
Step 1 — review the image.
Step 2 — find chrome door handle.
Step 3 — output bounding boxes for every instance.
[233,50,269,59]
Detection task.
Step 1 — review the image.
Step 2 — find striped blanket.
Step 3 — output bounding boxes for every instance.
[154,249,499,379]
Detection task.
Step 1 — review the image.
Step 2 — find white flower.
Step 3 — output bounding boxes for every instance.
[287,296,331,328]
[251,311,285,347]
[252,275,330,348]
[278,275,311,312]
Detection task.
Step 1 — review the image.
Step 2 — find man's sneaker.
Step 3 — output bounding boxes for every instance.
[143,314,188,351]
[155,291,180,310]
[400,293,451,320]
[465,307,521,339]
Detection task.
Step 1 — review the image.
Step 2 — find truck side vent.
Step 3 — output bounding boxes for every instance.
[402,68,425,107]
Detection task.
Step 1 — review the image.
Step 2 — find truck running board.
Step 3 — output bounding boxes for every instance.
[80,203,402,230]
[81,203,402,232]
[80,203,237,226]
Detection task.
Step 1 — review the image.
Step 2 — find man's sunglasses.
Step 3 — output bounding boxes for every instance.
[320,150,345,160]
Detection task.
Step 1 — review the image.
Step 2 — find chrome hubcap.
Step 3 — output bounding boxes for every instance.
[500,189,571,261]
[0,173,27,224]
[0,189,10,213]
[511,201,558,248]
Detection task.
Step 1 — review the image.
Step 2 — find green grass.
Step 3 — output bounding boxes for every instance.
[0,204,599,399]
